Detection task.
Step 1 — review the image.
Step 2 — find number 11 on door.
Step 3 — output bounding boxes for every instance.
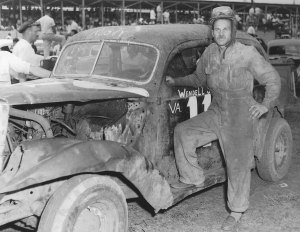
[187,94,211,118]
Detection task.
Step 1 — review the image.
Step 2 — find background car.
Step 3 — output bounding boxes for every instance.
[267,39,300,96]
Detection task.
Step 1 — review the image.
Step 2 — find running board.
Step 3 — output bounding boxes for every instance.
[171,168,226,206]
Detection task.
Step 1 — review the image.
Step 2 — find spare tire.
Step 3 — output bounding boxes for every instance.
[256,118,293,182]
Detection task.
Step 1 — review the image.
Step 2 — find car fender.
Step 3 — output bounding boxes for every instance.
[0,138,173,212]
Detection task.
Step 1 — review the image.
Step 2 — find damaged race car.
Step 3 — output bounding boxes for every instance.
[0,24,294,232]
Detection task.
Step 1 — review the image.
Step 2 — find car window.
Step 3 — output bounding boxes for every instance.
[55,42,100,75]
[269,45,300,56]
[166,46,204,78]
[93,42,158,82]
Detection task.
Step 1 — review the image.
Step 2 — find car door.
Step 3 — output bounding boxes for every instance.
[164,46,211,144]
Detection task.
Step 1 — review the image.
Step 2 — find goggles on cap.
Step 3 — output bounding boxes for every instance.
[210,6,235,24]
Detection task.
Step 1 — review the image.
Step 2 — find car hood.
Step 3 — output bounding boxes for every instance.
[0,78,149,105]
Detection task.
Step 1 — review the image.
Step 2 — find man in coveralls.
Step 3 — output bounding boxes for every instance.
[166,6,281,231]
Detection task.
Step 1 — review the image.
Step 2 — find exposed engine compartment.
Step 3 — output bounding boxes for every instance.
[5,99,148,161]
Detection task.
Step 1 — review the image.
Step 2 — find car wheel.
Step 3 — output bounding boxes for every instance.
[38,175,128,232]
[256,118,293,182]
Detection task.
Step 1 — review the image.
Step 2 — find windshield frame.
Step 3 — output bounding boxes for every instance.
[52,40,160,85]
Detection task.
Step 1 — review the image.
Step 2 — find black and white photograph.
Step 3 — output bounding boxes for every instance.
[0,0,299,231]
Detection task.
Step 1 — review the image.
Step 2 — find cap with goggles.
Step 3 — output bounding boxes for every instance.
[210,6,236,25]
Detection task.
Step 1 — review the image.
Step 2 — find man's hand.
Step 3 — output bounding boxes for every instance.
[29,66,51,79]
[166,76,175,86]
[249,103,268,119]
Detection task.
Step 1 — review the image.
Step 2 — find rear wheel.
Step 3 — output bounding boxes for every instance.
[256,118,293,182]
[38,175,128,232]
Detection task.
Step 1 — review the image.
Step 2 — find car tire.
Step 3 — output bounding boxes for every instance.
[38,175,128,232]
[256,118,293,182]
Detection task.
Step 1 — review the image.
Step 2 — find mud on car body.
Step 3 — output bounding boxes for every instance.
[0,25,294,232]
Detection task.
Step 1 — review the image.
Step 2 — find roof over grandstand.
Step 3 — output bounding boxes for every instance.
[1,0,300,8]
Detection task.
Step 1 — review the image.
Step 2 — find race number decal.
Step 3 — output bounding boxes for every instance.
[187,94,211,118]
[187,96,197,118]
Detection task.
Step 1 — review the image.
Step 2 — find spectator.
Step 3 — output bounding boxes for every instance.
[262,16,267,33]
[36,9,66,58]
[163,10,170,24]
[150,8,156,24]
[247,24,256,37]
[156,3,163,24]
[53,43,61,56]
[66,17,79,35]
[13,20,43,66]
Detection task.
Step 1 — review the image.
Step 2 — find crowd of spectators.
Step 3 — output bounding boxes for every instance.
[0,5,299,39]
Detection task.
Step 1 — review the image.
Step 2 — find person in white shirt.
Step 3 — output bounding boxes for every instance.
[156,4,163,24]
[36,9,66,58]
[163,10,170,24]
[66,17,79,36]
[0,51,51,85]
[150,8,156,24]
[247,24,256,37]
[53,43,61,56]
[13,21,44,66]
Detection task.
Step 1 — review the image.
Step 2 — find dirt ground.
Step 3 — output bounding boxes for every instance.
[1,30,300,232]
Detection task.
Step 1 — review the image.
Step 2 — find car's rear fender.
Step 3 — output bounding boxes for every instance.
[0,138,173,212]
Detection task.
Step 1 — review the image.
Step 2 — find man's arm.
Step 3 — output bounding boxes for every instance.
[166,48,208,87]
[248,46,281,118]
[6,52,51,79]
[29,66,51,79]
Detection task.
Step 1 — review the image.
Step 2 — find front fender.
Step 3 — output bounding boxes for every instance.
[0,138,173,212]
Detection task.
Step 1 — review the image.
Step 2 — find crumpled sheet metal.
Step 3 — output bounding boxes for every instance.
[0,138,173,212]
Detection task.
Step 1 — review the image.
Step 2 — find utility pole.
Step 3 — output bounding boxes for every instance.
[82,0,86,29]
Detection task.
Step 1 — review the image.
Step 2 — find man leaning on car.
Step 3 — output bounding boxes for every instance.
[166,6,281,231]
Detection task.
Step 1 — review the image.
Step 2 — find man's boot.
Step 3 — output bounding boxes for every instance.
[221,212,242,231]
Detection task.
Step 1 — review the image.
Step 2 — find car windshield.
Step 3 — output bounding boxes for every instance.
[269,45,300,57]
[54,41,158,82]
[55,42,101,75]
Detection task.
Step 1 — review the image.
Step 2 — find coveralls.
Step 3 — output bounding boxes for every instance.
[174,41,281,212]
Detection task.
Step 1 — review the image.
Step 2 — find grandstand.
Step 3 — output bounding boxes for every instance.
[0,0,300,31]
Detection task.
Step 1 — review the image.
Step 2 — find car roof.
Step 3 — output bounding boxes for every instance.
[67,24,262,55]
[268,39,300,47]
[67,24,212,48]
